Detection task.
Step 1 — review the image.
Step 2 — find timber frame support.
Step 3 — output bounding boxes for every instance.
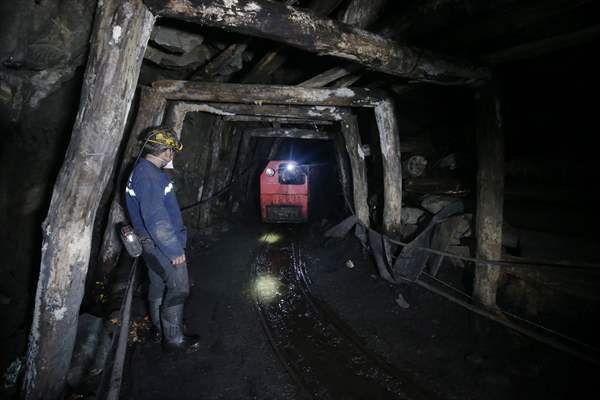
[473,84,505,309]
[143,0,489,84]
[141,81,406,229]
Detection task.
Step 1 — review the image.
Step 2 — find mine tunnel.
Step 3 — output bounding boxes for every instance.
[1,0,600,399]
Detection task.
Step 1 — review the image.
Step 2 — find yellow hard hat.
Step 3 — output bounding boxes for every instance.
[146,127,183,152]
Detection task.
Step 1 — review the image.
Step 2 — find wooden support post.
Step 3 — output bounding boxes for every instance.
[340,115,369,226]
[230,131,254,208]
[23,1,155,399]
[97,87,167,277]
[214,126,242,217]
[144,0,489,84]
[374,99,403,236]
[247,128,333,140]
[198,118,226,227]
[473,85,505,309]
[333,132,354,214]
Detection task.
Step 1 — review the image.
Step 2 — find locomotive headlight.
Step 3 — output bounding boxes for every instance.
[286,163,295,171]
[265,167,275,177]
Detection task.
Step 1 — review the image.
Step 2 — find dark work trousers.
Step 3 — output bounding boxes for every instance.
[141,238,190,307]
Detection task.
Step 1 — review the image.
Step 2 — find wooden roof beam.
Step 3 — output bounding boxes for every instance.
[152,80,387,107]
[163,100,352,121]
[223,115,333,125]
[144,0,490,84]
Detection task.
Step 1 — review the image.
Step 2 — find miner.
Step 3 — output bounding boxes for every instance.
[125,127,199,353]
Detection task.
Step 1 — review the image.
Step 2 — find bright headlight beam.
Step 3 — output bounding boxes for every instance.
[255,274,280,303]
[259,233,281,244]
[286,163,295,171]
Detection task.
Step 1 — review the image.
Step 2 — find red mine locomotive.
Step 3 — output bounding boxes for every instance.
[260,160,308,223]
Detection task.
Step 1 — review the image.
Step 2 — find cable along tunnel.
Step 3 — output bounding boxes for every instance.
[1,0,600,399]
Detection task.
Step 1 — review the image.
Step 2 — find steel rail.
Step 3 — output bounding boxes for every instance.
[251,228,434,400]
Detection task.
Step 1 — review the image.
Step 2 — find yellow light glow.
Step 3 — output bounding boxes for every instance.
[259,233,282,244]
[255,274,280,303]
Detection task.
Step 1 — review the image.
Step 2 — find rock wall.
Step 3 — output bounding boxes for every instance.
[0,0,96,376]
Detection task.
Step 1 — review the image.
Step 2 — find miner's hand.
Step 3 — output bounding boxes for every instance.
[171,254,186,266]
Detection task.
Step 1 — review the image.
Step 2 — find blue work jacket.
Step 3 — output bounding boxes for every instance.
[125,159,187,260]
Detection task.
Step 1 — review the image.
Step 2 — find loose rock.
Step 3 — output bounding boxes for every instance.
[395,293,410,309]
[421,195,462,214]
[151,25,204,54]
[401,207,425,225]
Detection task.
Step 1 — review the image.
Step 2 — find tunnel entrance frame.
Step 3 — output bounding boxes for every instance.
[149,80,404,235]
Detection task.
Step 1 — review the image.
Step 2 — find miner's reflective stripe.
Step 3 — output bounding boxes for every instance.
[126,186,136,197]
[164,182,173,196]
[126,183,172,197]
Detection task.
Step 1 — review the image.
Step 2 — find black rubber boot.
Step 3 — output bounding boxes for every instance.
[161,304,200,353]
[148,299,163,344]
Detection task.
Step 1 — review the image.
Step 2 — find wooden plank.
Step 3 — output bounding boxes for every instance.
[340,115,369,226]
[223,115,333,124]
[298,66,360,88]
[167,101,351,121]
[97,87,167,278]
[22,1,155,399]
[329,73,362,88]
[473,84,505,309]
[144,0,489,84]
[240,48,286,84]
[240,0,343,84]
[296,0,385,89]
[152,80,385,107]
[247,128,333,140]
[189,42,248,81]
[374,99,403,237]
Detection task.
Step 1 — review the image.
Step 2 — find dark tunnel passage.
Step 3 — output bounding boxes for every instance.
[173,112,347,228]
[1,1,600,400]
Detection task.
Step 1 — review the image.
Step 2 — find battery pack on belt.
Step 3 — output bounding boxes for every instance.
[120,225,143,258]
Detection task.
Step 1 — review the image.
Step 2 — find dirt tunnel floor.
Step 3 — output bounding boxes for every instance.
[121,220,598,400]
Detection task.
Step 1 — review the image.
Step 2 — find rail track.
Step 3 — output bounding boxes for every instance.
[251,227,433,400]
